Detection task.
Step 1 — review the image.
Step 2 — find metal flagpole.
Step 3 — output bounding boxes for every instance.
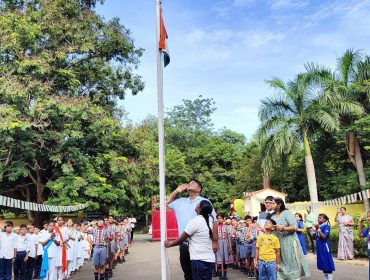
[156,1,168,280]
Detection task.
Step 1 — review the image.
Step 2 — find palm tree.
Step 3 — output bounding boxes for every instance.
[306,49,369,210]
[257,73,362,214]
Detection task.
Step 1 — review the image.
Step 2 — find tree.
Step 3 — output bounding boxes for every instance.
[0,0,144,223]
[306,49,369,209]
[257,74,349,214]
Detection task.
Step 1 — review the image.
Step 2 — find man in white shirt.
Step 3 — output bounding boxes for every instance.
[128,215,136,246]
[14,224,31,280]
[25,225,38,280]
[0,221,16,280]
[39,221,61,280]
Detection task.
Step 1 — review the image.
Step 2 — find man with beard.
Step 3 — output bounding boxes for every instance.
[166,179,216,280]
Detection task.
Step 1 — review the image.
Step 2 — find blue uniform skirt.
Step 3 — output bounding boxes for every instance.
[216,239,233,264]
[238,242,248,260]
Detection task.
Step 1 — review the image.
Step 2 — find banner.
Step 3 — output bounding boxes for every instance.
[0,195,89,213]
[287,189,370,211]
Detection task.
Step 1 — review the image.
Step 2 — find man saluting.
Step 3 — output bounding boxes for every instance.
[166,179,217,280]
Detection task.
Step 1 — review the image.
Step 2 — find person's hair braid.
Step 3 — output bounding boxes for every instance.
[199,200,213,239]
[201,212,212,239]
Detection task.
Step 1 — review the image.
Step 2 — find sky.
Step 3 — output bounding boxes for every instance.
[96,0,370,140]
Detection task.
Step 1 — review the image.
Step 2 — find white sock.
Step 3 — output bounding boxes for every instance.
[327,273,333,280]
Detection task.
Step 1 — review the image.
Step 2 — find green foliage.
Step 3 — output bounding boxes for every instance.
[0,0,144,223]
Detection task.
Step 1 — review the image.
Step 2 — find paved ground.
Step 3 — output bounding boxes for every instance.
[71,235,368,280]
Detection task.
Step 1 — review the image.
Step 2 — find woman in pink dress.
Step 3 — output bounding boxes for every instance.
[335,207,354,260]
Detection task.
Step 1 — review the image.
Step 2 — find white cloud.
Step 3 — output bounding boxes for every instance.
[268,0,309,9]
[233,0,256,7]
[243,30,286,48]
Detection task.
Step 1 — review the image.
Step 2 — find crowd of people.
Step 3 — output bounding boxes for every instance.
[0,215,136,280]
[164,180,370,280]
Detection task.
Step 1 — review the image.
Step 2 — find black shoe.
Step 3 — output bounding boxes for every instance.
[212,272,217,277]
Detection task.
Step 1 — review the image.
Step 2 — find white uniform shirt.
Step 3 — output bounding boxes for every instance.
[15,234,31,253]
[0,232,16,259]
[39,231,61,258]
[26,233,39,258]
[184,215,215,263]
[128,218,137,229]
[35,233,44,256]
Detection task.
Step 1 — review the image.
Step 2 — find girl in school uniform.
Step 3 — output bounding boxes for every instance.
[295,213,307,255]
[66,219,77,278]
[216,215,233,280]
[313,214,335,280]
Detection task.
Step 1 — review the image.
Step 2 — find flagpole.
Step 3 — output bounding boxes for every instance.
[156,1,168,280]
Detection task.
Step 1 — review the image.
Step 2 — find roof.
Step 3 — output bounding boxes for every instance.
[243,187,287,199]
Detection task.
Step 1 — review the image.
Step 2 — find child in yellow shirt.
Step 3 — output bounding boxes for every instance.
[255,219,280,280]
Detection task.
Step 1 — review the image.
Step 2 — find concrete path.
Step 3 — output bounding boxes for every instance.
[71,235,368,280]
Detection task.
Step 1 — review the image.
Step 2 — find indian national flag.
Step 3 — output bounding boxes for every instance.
[159,5,170,67]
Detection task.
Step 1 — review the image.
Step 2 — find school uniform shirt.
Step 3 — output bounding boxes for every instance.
[237,226,247,243]
[106,224,117,240]
[36,233,44,256]
[256,233,280,262]
[38,231,61,258]
[128,218,137,229]
[0,231,16,259]
[91,227,109,246]
[217,224,230,240]
[54,226,68,266]
[15,234,31,254]
[184,215,215,263]
[26,233,39,258]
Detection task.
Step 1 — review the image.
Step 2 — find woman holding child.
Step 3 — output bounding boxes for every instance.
[271,197,310,279]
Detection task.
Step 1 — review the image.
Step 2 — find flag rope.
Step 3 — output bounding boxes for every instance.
[0,195,88,213]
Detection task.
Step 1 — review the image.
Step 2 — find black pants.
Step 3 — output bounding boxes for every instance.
[13,251,27,280]
[33,255,42,277]
[306,227,315,253]
[130,228,135,243]
[25,257,35,280]
[179,243,193,280]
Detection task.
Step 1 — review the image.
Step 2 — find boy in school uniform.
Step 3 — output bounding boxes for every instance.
[25,225,38,280]
[0,221,17,280]
[358,211,370,277]
[91,220,109,280]
[255,219,281,280]
[34,226,44,279]
[39,221,61,280]
[245,215,257,278]
[14,224,31,280]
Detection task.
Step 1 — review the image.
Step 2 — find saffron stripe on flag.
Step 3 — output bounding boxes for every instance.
[159,4,170,67]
